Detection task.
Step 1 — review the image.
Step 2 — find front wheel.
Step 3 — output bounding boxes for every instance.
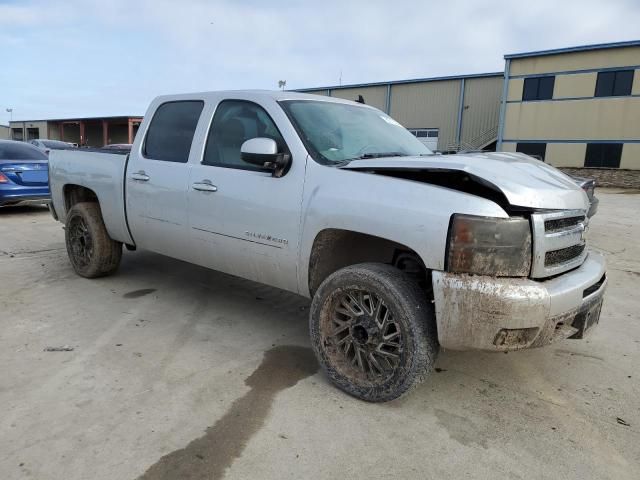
[65,202,122,278]
[310,263,439,402]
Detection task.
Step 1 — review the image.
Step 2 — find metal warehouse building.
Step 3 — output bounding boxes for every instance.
[297,72,504,153]
[298,40,640,187]
[498,40,640,186]
[8,115,142,147]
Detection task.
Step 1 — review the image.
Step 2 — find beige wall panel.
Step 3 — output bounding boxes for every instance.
[9,121,49,139]
[390,80,461,149]
[621,143,640,169]
[460,76,502,145]
[546,143,586,167]
[507,78,524,101]
[503,97,640,140]
[49,125,61,140]
[329,86,387,111]
[633,69,640,95]
[554,73,597,99]
[0,126,9,139]
[501,142,517,152]
[304,89,328,96]
[509,46,640,76]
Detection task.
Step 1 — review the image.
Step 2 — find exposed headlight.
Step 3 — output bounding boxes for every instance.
[446,214,531,277]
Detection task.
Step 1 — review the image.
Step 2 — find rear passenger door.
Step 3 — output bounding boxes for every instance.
[126,100,204,260]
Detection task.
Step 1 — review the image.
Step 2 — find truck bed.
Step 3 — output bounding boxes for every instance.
[48,149,134,245]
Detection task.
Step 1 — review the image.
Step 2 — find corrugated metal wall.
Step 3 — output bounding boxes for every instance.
[389,80,461,149]
[329,86,388,112]
[502,45,640,169]
[296,74,502,151]
[303,89,329,96]
[508,46,640,76]
[460,76,502,146]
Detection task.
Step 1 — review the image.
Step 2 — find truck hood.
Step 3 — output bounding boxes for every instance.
[340,151,589,211]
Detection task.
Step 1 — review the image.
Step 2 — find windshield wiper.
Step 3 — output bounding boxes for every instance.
[351,152,408,160]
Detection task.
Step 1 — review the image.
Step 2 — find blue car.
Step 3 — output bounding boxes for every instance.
[0,140,50,207]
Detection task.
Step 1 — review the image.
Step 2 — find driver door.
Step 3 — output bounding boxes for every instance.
[187,99,305,293]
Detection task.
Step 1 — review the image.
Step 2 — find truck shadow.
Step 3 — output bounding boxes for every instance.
[0,205,49,216]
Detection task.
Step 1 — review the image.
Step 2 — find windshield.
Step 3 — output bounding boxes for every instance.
[0,142,48,160]
[279,100,432,164]
[42,140,73,149]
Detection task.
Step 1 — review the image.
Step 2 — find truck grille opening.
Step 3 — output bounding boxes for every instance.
[545,244,586,267]
[544,215,585,233]
[583,274,606,298]
[531,210,588,278]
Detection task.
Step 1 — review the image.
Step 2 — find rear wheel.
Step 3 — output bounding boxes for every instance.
[65,202,122,278]
[310,263,438,402]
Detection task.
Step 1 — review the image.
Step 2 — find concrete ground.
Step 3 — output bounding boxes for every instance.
[1,190,638,480]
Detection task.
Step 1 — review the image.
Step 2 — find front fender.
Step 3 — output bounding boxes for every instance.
[297,161,509,297]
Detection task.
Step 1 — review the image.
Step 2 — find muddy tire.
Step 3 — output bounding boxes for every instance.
[310,263,439,402]
[65,202,122,278]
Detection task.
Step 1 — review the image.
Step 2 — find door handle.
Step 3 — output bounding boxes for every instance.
[192,180,218,192]
[131,171,150,182]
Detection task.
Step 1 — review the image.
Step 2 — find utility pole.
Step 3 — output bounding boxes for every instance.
[6,108,13,123]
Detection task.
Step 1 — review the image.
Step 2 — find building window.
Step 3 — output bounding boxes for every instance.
[595,70,634,97]
[408,128,439,150]
[584,143,622,168]
[516,142,546,161]
[27,128,39,140]
[522,76,555,101]
[12,128,23,141]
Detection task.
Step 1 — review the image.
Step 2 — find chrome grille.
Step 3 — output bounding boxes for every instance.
[545,244,586,267]
[544,215,585,233]
[531,210,588,278]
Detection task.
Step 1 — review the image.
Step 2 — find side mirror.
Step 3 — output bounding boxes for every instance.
[240,137,290,177]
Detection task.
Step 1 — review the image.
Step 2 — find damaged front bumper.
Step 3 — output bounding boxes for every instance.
[431,251,607,351]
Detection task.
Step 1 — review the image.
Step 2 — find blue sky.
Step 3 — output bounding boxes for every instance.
[1,0,639,123]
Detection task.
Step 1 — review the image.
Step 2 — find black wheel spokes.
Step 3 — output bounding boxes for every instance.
[69,218,93,267]
[329,290,403,380]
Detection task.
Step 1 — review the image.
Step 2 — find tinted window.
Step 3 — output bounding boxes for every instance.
[584,143,622,168]
[522,79,538,101]
[522,76,555,101]
[516,142,547,161]
[538,77,555,100]
[144,101,204,162]
[203,100,286,171]
[0,142,48,160]
[595,70,634,97]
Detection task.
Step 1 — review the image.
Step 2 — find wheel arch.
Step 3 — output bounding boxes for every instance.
[63,184,99,214]
[61,183,133,246]
[307,228,430,298]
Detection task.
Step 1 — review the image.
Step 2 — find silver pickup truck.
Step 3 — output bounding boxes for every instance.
[49,91,607,402]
